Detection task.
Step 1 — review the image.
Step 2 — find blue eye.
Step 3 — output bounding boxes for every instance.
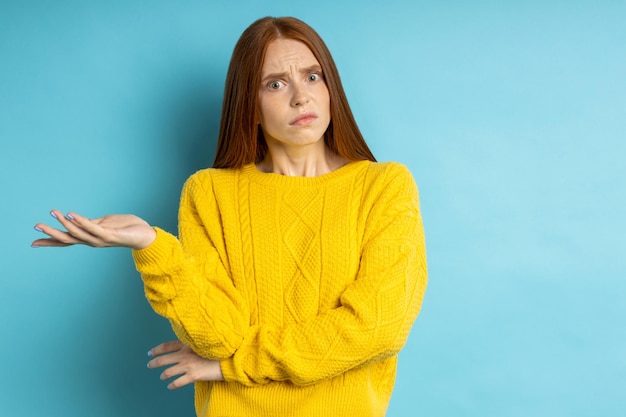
[268,81,283,89]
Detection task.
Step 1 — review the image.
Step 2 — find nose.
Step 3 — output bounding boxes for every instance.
[290,83,310,107]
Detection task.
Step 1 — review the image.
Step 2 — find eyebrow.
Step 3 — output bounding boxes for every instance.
[261,65,323,82]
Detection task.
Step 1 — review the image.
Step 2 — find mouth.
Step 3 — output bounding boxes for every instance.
[289,112,318,126]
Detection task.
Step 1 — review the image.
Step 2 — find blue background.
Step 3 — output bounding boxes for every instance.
[2,1,625,416]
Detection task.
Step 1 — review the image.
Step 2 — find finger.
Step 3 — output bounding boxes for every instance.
[147,344,187,369]
[148,340,185,357]
[48,210,91,238]
[31,237,74,248]
[50,210,108,247]
[65,212,97,229]
[64,212,113,245]
[166,373,194,390]
[148,352,183,369]
[33,222,86,246]
[147,350,194,370]
[159,363,186,383]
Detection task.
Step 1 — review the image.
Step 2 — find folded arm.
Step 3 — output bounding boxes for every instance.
[220,165,428,386]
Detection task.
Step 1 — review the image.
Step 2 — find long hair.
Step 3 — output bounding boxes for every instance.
[212,16,376,169]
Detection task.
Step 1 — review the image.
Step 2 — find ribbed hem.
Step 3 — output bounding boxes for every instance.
[197,364,392,417]
[219,357,237,383]
[131,227,177,269]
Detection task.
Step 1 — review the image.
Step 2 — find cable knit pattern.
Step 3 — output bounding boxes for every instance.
[132,160,427,417]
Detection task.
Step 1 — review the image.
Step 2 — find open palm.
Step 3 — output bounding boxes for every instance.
[33,210,157,250]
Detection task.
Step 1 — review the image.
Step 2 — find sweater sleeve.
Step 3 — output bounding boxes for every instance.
[132,173,248,359]
[220,164,428,386]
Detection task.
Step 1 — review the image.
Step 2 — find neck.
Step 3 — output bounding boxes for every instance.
[257,142,347,177]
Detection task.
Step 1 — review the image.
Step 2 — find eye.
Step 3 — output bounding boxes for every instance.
[268,80,284,89]
[307,72,322,82]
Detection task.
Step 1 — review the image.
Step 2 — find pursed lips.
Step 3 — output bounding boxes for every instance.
[289,112,318,126]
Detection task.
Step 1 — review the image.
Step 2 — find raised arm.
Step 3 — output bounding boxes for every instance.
[220,164,428,386]
[32,173,249,360]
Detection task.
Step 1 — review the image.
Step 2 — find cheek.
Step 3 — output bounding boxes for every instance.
[259,93,277,112]
[257,97,282,132]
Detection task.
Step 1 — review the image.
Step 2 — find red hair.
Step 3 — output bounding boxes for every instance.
[213,16,376,169]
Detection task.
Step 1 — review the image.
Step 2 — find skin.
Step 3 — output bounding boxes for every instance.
[256,38,346,176]
[147,341,223,390]
[31,38,348,390]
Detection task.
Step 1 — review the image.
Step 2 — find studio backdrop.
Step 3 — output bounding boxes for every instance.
[1,1,625,416]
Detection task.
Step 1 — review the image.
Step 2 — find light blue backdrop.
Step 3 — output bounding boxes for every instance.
[1,1,624,416]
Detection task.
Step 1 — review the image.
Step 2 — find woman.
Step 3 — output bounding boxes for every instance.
[33,16,427,417]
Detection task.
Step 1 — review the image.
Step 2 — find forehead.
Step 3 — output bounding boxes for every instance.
[261,38,320,73]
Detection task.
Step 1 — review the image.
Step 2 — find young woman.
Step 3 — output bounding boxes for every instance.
[33,16,427,417]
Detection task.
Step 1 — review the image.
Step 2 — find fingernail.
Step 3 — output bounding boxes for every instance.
[65,214,74,220]
[146,362,151,368]
[31,244,40,248]
[50,211,57,219]
[147,350,153,357]
[34,226,43,232]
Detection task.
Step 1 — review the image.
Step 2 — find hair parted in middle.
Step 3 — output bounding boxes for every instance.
[212,16,376,169]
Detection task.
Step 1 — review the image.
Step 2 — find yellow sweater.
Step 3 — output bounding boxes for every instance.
[132,160,427,417]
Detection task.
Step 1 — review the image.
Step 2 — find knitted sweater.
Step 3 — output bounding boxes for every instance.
[132,160,427,417]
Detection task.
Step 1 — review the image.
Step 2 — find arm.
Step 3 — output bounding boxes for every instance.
[220,164,428,386]
[132,173,248,359]
[31,173,248,360]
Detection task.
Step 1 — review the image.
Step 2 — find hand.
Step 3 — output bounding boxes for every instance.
[32,210,156,250]
[147,340,224,390]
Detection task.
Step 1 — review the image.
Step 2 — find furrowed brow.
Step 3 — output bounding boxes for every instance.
[261,65,323,82]
[261,71,288,83]
[300,65,322,74]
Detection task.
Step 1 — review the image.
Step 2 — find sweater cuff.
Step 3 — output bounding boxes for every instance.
[131,227,183,303]
[220,357,238,383]
[220,348,263,386]
[131,227,177,270]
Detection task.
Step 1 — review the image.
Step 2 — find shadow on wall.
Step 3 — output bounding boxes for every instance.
[65,77,222,415]
[142,73,223,233]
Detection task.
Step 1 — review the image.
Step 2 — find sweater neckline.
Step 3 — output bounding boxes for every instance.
[241,160,370,187]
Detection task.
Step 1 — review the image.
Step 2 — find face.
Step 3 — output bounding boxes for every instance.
[257,38,331,151]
